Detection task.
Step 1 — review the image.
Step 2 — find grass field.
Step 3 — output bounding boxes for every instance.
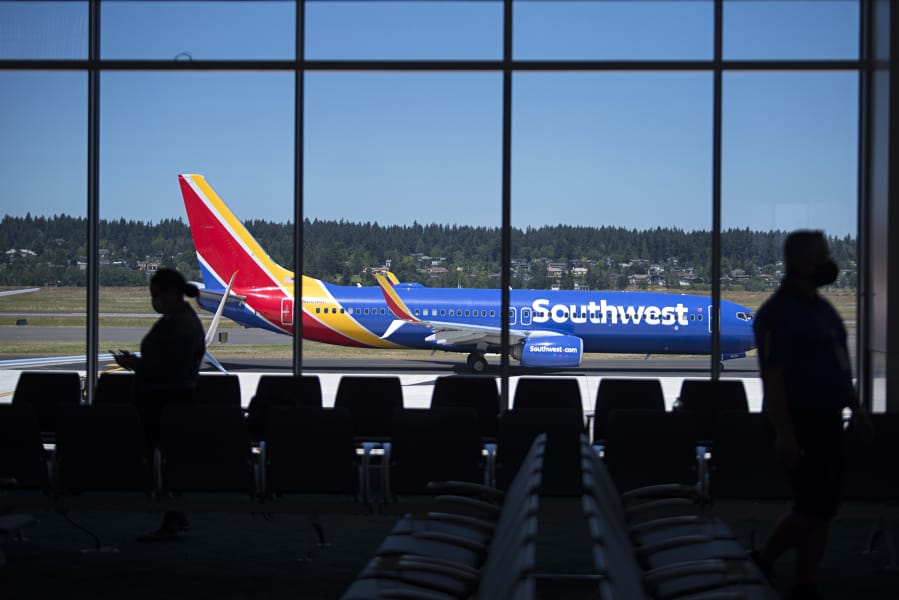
[0,285,856,358]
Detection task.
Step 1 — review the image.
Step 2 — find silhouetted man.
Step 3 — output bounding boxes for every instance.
[752,230,870,600]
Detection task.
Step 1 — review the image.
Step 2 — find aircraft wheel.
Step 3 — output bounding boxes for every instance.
[468,352,487,373]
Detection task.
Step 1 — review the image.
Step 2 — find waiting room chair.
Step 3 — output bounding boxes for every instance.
[591,378,665,446]
[12,371,82,437]
[512,377,583,413]
[603,409,699,494]
[262,406,362,504]
[430,376,499,442]
[54,404,153,507]
[0,404,54,506]
[93,371,135,405]
[253,374,322,407]
[675,379,749,444]
[247,374,322,440]
[496,408,583,495]
[385,407,483,505]
[843,413,899,568]
[334,376,403,442]
[158,404,254,498]
[194,373,241,407]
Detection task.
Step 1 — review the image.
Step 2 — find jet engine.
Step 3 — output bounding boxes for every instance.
[512,335,583,368]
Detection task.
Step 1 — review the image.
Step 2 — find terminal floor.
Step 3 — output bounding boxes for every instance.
[2,499,898,599]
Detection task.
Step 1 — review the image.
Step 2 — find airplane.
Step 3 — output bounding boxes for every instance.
[178,173,757,372]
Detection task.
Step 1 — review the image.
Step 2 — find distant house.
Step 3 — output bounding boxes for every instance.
[5,248,37,257]
[137,260,160,272]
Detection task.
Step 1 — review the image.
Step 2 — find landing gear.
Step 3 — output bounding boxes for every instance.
[467,352,487,373]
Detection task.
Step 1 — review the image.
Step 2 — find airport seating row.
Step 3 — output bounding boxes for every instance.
[10,370,752,444]
[342,428,784,600]
[340,434,546,600]
[4,371,898,569]
[580,436,779,599]
[7,371,897,503]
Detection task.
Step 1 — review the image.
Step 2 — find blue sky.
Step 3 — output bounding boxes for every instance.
[0,0,860,237]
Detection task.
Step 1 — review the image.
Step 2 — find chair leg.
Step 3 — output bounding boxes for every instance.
[863,516,884,556]
[885,519,897,571]
[312,515,329,547]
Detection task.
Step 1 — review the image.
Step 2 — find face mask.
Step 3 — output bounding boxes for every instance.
[811,259,838,287]
[152,296,165,314]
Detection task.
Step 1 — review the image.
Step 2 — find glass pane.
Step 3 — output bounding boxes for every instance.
[722,72,859,401]
[513,73,725,380]
[306,1,502,60]
[100,72,295,366]
[514,0,712,60]
[101,1,294,60]
[304,72,502,372]
[0,1,87,60]
[724,0,859,60]
[0,72,87,363]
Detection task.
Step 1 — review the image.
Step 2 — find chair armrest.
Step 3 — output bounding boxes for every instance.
[410,511,496,533]
[380,588,459,600]
[622,483,700,503]
[433,495,501,517]
[635,534,716,559]
[427,480,503,500]
[410,531,488,554]
[625,497,699,520]
[630,514,705,535]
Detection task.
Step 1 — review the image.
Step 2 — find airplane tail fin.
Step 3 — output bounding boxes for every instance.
[178,174,294,293]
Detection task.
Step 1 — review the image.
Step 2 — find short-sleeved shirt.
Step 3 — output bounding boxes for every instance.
[754,279,851,518]
[753,279,854,413]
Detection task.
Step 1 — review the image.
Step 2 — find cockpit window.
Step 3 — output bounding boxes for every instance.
[736,312,754,322]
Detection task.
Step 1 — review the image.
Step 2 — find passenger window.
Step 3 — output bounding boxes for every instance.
[315,307,321,314]
[380,308,386,315]
[490,310,495,317]
[441,309,446,316]
[464,310,470,317]
[481,310,486,317]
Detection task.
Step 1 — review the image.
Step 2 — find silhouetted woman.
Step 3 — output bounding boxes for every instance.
[115,267,205,540]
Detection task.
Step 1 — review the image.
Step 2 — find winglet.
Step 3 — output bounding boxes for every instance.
[374,273,421,323]
[385,271,400,286]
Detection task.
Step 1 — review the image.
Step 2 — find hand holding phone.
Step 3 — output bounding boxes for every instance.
[111,349,137,369]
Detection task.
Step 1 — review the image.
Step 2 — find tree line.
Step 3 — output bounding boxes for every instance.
[0,213,857,290]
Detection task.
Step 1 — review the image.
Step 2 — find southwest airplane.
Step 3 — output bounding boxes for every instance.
[179,174,756,371]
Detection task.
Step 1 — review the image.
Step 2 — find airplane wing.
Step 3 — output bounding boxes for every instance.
[0,287,40,297]
[373,273,565,349]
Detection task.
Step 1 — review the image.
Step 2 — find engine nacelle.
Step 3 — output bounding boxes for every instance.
[512,335,583,368]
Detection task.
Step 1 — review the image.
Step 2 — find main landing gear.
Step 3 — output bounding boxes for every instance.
[467,352,488,373]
